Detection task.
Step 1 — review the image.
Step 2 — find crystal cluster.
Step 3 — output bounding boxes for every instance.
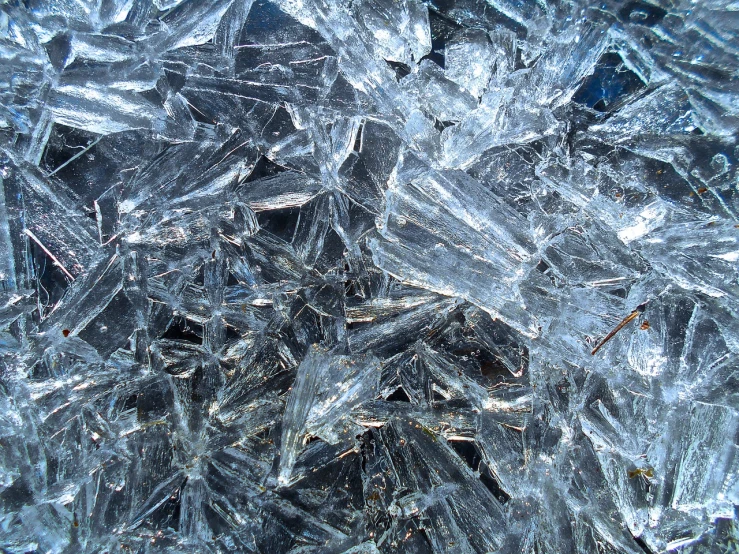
[1,0,738,552]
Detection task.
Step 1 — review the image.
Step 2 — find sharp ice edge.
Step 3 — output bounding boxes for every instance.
[1,0,738,552]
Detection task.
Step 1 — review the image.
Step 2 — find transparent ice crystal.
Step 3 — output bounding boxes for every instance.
[0,0,738,552]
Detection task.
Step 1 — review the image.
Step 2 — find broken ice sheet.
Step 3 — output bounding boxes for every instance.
[2,0,739,551]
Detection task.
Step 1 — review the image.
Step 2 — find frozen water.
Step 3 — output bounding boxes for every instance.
[1,0,739,553]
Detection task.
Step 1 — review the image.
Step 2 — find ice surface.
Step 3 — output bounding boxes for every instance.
[1,0,739,553]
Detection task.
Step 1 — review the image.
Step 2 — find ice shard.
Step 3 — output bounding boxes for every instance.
[277,346,380,485]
